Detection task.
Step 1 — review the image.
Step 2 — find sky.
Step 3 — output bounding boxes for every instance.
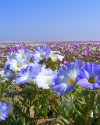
[0,0,100,41]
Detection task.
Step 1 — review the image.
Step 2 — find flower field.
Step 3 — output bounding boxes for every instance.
[0,41,100,125]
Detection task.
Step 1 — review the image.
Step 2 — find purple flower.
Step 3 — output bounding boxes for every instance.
[77,62,100,89]
[0,102,9,120]
[50,59,83,95]
[32,46,51,61]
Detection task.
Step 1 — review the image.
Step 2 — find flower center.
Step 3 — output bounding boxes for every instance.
[88,77,97,83]
[40,53,45,57]
[69,78,76,85]
[46,81,51,85]
[22,55,26,59]
[16,64,22,68]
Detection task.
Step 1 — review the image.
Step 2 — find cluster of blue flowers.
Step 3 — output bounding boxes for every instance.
[51,60,100,95]
[4,46,100,94]
[4,46,63,90]
[1,46,100,120]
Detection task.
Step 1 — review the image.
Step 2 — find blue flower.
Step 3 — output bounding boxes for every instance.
[16,49,32,61]
[15,65,41,84]
[5,56,28,72]
[50,59,83,95]
[77,62,100,89]
[4,64,16,79]
[32,46,51,61]
[0,102,9,120]
[5,49,31,72]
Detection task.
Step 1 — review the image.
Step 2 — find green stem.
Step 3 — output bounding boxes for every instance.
[72,103,85,120]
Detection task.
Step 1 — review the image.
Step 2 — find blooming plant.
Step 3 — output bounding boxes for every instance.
[0,43,100,125]
[0,102,9,120]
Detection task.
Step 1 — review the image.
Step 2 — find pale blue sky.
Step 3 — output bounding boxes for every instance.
[0,0,100,41]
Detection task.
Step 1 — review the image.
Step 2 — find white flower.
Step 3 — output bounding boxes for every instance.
[5,57,28,72]
[34,67,57,89]
[49,51,64,62]
[16,49,31,61]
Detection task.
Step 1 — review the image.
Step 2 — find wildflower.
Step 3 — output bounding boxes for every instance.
[16,49,31,61]
[49,51,64,62]
[5,56,28,72]
[34,66,57,89]
[63,61,69,65]
[50,59,83,95]
[5,49,31,72]
[32,46,51,61]
[4,65,16,79]
[15,65,41,84]
[0,102,9,120]
[77,62,100,89]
